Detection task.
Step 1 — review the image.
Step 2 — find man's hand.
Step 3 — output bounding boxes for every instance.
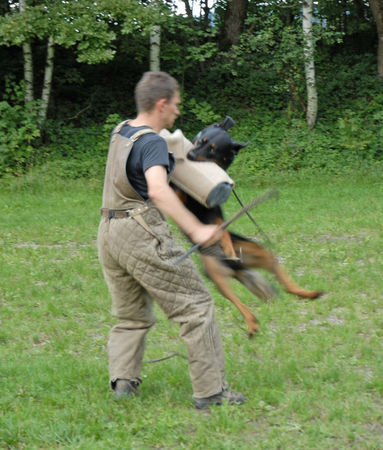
[188,224,223,247]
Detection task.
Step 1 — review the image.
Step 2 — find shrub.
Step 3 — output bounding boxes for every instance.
[38,114,123,179]
[0,81,41,176]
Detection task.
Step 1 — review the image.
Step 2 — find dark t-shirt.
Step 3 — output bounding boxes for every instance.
[119,124,172,200]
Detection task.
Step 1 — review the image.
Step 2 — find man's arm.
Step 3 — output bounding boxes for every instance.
[145,165,221,246]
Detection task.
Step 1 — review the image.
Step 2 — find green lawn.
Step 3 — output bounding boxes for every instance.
[1,170,382,449]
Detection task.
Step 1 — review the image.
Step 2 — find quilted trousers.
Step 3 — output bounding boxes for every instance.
[97,204,228,398]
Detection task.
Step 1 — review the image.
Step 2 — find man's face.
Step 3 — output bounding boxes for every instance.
[162,91,181,129]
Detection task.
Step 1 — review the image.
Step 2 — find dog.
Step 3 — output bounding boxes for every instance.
[173,116,323,337]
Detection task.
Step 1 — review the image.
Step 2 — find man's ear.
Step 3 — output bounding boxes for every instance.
[156,98,167,112]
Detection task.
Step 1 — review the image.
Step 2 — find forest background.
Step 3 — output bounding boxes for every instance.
[0,0,382,179]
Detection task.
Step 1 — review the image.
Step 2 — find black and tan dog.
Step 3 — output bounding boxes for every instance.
[173,117,323,337]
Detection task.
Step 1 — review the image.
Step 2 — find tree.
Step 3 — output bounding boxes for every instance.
[19,0,33,104]
[150,25,161,71]
[0,0,160,125]
[0,0,117,125]
[302,0,317,129]
[369,0,383,78]
[220,0,249,50]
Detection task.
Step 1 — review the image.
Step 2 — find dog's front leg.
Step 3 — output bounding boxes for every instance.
[214,218,238,260]
[201,255,259,337]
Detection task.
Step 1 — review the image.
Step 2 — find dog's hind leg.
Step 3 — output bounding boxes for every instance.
[201,255,260,337]
[235,269,278,301]
[270,264,323,299]
[233,240,323,299]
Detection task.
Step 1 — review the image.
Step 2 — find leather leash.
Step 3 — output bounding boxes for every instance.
[143,352,188,364]
[175,189,279,264]
[232,188,275,249]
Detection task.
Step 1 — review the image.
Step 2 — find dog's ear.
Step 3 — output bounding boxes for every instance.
[218,116,235,131]
[231,140,249,154]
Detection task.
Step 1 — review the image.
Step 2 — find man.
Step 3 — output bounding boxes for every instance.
[97,71,246,409]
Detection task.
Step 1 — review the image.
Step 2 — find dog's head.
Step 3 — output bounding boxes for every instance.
[187,116,248,170]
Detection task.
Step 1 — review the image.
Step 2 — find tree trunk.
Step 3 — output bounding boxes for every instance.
[369,0,383,78]
[38,36,55,126]
[220,0,249,50]
[302,0,318,129]
[202,0,210,29]
[19,0,34,103]
[150,25,161,71]
[182,0,193,18]
[22,42,34,103]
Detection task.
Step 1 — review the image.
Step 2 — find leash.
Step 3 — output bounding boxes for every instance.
[175,189,279,263]
[143,352,188,364]
[232,188,275,249]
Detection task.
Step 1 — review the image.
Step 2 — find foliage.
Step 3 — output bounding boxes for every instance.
[0,0,115,64]
[0,0,382,178]
[317,53,381,117]
[37,113,122,180]
[182,96,221,129]
[226,111,383,182]
[0,79,41,175]
[1,172,382,448]
[0,0,165,64]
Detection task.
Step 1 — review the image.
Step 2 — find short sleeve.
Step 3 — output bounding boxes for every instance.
[140,135,170,173]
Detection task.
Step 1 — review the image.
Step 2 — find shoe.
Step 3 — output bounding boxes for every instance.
[113,379,141,400]
[194,389,246,409]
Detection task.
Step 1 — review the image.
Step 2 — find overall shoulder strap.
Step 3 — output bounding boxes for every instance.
[129,128,156,142]
[111,121,156,144]
[113,119,130,135]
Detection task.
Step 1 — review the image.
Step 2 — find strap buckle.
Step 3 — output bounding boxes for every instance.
[127,205,148,217]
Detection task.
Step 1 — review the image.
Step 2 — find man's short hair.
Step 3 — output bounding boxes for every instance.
[135,71,179,113]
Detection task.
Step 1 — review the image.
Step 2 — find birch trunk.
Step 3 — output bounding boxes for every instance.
[302,0,317,129]
[150,25,161,71]
[22,42,34,103]
[38,36,55,126]
[369,0,383,78]
[19,0,34,103]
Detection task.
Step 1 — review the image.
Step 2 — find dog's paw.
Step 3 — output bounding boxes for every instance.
[248,325,260,338]
[309,290,324,299]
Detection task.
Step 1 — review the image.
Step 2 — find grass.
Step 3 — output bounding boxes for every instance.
[1,168,382,449]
